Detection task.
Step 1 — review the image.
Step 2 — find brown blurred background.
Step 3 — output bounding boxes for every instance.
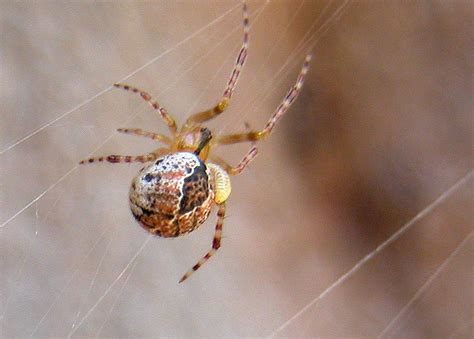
[1,0,472,337]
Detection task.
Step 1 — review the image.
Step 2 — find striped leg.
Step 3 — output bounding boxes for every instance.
[179,203,226,283]
[183,2,249,128]
[222,1,249,101]
[117,128,172,144]
[113,83,177,134]
[216,54,312,145]
[79,149,168,164]
[210,146,258,176]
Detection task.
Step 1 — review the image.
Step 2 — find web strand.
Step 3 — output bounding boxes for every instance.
[65,4,272,335]
[66,235,152,338]
[378,230,474,338]
[268,169,473,337]
[14,3,272,336]
[95,259,139,337]
[215,0,314,136]
[4,1,465,336]
[218,0,350,137]
[29,226,112,337]
[184,3,269,118]
[0,2,241,156]
[1,166,78,229]
[69,228,117,331]
[0,2,268,230]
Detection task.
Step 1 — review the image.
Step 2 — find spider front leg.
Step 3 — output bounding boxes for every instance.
[113,83,177,134]
[210,146,258,175]
[216,54,312,146]
[179,203,226,283]
[183,2,249,130]
[79,148,168,165]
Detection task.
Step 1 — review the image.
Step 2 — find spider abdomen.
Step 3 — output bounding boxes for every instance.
[129,152,214,237]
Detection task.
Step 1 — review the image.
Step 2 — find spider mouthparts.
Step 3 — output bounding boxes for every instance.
[194,128,212,155]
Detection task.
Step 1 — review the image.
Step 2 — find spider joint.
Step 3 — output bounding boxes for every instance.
[216,99,229,113]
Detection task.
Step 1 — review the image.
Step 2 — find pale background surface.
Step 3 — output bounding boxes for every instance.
[1,0,472,337]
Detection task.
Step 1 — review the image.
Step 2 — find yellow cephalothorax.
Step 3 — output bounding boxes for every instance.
[79,1,311,283]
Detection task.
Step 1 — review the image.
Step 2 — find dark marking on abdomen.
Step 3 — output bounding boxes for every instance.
[179,161,209,214]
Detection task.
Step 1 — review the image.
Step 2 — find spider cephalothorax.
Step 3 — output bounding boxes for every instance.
[80,2,311,283]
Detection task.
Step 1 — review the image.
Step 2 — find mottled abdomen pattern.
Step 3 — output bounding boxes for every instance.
[129,152,214,237]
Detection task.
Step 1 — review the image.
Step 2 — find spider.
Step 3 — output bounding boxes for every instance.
[80,2,311,283]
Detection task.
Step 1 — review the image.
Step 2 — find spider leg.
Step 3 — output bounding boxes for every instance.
[216,54,312,145]
[183,2,249,129]
[179,203,226,283]
[210,146,258,176]
[113,83,177,134]
[117,128,172,144]
[79,148,168,165]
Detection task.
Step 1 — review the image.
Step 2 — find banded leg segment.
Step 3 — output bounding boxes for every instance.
[183,2,249,129]
[222,1,249,101]
[179,203,226,283]
[113,83,177,134]
[210,146,258,176]
[117,128,172,144]
[79,149,168,164]
[216,54,312,145]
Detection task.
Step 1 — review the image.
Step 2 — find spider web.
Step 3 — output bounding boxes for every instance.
[1,0,472,337]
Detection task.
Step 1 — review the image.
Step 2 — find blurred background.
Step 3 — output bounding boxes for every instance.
[1,0,472,337]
